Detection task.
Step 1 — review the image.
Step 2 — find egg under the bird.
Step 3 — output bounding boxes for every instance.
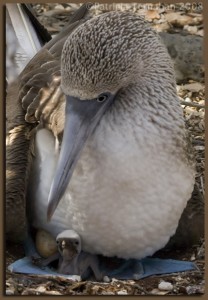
[35,229,57,258]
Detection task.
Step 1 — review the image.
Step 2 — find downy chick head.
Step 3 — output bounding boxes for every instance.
[56,230,81,261]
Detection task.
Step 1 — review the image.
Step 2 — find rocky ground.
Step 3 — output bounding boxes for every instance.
[6,3,205,296]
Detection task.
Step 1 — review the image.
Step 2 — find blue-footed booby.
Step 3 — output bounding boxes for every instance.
[30,10,197,259]
[6,4,203,279]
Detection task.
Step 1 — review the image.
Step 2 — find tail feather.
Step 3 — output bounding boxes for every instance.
[6,3,50,83]
[6,3,93,84]
[20,4,51,45]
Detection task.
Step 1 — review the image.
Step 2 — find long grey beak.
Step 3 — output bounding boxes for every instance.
[47,94,115,221]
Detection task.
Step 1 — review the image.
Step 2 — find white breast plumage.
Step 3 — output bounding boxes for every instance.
[31,102,194,259]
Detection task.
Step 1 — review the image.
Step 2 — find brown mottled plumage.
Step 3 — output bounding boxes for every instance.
[6,4,91,241]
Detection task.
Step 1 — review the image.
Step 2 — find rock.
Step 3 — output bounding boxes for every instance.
[184,25,198,34]
[181,82,205,92]
[102,291,115,295]
[159,32,204,83]
[117,290,128,295]
[153,22,170,32]
[36,286,46,293]
[158,281,174,291]
[197,29,204,36]
[186,284,205,295]
[103,276,111,283]
[6,289,15,295]
[164,12,193,26]
[54,4,64,10]
[145,10,161,21]
[151,288,170,295]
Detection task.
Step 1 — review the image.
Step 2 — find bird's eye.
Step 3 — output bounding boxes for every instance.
[75,241,79,245]
[97,93,109,103]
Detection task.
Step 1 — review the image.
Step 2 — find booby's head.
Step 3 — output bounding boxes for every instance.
[56,229,81,260]
[61,13,145,99]
[47,11,175,220]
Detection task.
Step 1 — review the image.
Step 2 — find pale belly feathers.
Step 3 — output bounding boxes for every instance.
[29,123,194,259]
